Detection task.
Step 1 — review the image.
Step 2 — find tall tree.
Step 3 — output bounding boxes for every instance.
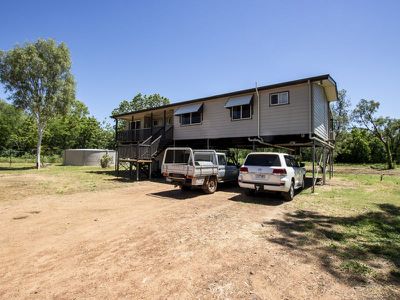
[331,89,351,137]
[112,93,170,115]
[112,93,170,131]
[352,99,399,169]
[45,99,115,152]
[0,39,75,168]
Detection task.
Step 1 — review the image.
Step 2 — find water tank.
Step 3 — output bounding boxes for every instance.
[63,149,116,166]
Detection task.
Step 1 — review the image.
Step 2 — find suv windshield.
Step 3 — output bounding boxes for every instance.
[244,154,281,167]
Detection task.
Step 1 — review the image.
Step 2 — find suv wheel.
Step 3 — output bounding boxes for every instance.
[283,181,295,201]
[202,177,217,194]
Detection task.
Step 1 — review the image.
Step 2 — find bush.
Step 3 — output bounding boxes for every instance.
[42,154,62,164]
[100,153,113,168]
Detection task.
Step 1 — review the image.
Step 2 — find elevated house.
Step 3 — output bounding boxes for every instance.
[112,74,338,188]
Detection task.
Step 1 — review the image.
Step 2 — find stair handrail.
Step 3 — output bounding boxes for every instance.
[141,135,152,145]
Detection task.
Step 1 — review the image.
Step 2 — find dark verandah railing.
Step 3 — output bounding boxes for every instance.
[117,126,173,161]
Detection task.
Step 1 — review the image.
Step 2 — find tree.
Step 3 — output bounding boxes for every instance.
[0,99,23,150]
[0,39,75,168]
[331,89,351,137]
[112,93,170,130]
[352,99,399,169]
[112,93,170,115]
[336,129,371,163]
[44,99,115,152]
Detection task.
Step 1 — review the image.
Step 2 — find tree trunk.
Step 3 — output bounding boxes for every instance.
[36,126,44,169]
[384,142,394,169]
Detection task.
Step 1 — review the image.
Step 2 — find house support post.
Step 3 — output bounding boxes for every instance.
[322,147,327,185]
[115,118,119,173]
[206,139,210,149]
[136,162,139,181]
[150,112,153,135]
[163,110,167,131]
[115,118,119,145]
[149,162,152,180]
[129,162,133,179]
[312,140,316,193]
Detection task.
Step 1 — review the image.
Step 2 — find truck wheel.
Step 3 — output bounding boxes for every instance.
[203,177,217,194]
[283,181,295,201]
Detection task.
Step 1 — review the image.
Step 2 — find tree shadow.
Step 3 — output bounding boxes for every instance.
[0,166,36,171]
[263,203,400,285]
[86,170,119,176]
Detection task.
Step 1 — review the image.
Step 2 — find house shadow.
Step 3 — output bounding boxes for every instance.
[227,177,319,206]
[147,181,242,200]
[228,191,285,206]
[263,203,400,285]
[85,169,165,183]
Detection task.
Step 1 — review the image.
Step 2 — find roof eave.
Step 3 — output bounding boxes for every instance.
[110,74,335,119]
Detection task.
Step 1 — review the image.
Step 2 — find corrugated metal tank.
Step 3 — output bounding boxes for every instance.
[63,149,116,166]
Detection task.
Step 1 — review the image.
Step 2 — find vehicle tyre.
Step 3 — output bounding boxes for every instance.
[180,185,191,191]
[202,177,217,194]
[245,188,255,196]
[283,181,295,201]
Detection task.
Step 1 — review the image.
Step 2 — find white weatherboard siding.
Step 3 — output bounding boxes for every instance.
[173,94,258,140]
[259,84,309,136]
[174,83,311,140]
[312,84,329,140]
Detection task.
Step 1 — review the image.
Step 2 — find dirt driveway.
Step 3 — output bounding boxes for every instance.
[0,181,372,299]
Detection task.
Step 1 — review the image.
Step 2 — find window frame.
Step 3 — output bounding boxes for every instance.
[180,111,202,126]
[230,104,252,121]
[130,120,141,130]
[269,91,290,107]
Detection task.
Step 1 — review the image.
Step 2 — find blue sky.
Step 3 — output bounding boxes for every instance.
[1,0,399,122]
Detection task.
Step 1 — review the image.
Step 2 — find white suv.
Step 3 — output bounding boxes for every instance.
[238,152,306,201]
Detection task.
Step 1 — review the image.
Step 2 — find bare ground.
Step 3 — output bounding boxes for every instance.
[0,181,395,299]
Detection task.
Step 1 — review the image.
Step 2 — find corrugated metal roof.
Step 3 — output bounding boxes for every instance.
[224,94,253,108]
[174,103,203,115]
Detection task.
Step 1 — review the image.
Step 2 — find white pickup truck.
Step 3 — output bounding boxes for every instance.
[161,147,239,193]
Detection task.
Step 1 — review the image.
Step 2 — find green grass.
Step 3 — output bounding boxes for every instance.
[267,169,400,283]
[340,260,372,276]
[0,162,132,202]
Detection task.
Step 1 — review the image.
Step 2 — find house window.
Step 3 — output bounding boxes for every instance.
[130,120,141,130]
[270,91,289,106]
[181,112,202,125]
[231,104,252,120]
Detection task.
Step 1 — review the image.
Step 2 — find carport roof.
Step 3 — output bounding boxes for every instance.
[111,74,338,120]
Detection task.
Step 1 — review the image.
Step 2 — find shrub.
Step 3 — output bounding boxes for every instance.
[100,153,112,168]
